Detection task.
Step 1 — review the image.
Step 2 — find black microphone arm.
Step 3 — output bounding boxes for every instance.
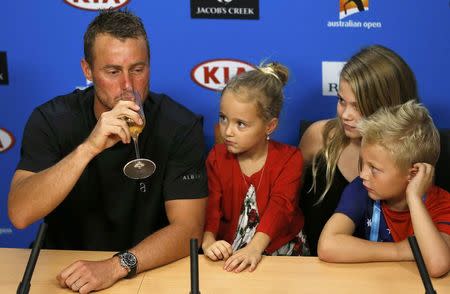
[17,222,48,294]
[407,236,437,294]
[190,238,200,294]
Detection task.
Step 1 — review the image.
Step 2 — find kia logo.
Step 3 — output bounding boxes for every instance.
[64,0,130,11]
[191,59,255,91]
[0,128,15,153]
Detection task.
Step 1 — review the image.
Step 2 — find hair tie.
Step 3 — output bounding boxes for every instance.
[258,66,281,82]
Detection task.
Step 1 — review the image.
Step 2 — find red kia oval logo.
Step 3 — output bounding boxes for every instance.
[191,59,256,91]
[0,128,15,153]
[64,0,130,11]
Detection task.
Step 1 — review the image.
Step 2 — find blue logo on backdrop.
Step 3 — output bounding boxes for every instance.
[327,0,382,30]
[191,0,259,20]
[0,51,9,85]
[64,0,130,11]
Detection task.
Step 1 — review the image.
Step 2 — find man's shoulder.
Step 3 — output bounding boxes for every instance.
[149,91,200,127]
[35,87,93,118]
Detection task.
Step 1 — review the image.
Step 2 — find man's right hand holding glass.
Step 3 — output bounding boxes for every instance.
[83,99,143,156]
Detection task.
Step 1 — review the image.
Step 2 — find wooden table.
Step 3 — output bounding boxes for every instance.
[1,248,449,293]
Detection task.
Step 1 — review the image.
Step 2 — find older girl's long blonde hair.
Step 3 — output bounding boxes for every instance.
[310,45,419,204]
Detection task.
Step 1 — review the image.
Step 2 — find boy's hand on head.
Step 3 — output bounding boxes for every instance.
[406,163,434,201]
[223,245,262,273]
[204,240,232,261]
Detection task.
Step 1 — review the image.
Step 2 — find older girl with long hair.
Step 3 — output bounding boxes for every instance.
[299,45,419,255]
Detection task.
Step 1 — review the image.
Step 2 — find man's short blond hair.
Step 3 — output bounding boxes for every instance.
[358,100,440,170]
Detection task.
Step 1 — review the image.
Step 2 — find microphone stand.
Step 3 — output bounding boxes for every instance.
[407,236,437,294]
[190,238,200,294]
[17,222,48,294]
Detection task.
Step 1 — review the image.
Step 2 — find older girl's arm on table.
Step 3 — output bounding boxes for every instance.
[406,163,450,278]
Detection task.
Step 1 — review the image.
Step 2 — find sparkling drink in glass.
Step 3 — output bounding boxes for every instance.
[121,90,156,179]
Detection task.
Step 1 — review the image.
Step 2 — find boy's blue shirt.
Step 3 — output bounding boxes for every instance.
[335,177,394,242]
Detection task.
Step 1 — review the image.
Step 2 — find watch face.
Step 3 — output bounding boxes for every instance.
[122,252,137,267]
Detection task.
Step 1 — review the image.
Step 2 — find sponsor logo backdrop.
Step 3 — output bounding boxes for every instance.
[0,1,449,247]
[191,0,259,19]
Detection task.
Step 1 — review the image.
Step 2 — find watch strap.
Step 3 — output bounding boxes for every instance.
[114,251,137,279]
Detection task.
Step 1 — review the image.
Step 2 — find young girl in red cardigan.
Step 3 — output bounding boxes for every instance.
[202,62,309,273]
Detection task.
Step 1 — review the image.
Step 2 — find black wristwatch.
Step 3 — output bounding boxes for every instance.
[114,251,138,279]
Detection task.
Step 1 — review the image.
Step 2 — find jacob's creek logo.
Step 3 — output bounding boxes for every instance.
[0,51,8,85]
[191,59,255,91]
[322,61,346,96]
[0,128,15,153]
[64,0,130,11]
[328,0,381,30]
[191,0,259,20]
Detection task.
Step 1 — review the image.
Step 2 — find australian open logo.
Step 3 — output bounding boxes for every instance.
[340,0,368,19]
[328,0,381,30]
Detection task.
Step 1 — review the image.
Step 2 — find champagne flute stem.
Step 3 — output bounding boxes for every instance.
[132,136,141,159]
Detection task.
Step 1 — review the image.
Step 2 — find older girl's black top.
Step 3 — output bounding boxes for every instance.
[300,154,349,256]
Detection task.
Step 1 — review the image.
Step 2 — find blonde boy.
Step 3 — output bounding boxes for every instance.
[318,101,450,277]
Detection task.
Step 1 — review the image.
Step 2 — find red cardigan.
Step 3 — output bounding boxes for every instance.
[205,141,304,253]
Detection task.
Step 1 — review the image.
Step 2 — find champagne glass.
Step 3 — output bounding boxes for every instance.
[121,89,156,179]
